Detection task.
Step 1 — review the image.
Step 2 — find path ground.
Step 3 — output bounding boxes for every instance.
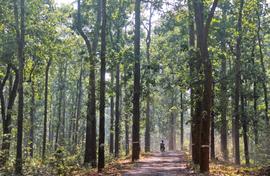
[120,151,195,176]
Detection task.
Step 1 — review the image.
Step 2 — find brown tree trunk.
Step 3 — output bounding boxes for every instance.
[144,4,153,153]
[132,0,141,162]
[110,70,115,154]
[42,59,51,160]
[14,0,25,173]
[115,63,120,158]
[98,0,106,171]
[75,59,83,146]
[234,0,244,165]
[76,0,101,167]
[192,0,218,172]
[180,92,184,151]
[124,66,130,156]
[241,89,250,166]
[220,5,228,160]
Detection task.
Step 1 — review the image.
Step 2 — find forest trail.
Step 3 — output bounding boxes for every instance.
[121,151,194,176]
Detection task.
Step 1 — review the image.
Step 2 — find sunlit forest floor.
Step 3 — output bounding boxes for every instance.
[1,151,269,175]
[69,151,268,176]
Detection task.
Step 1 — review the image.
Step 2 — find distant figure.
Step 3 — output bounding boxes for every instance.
[160,140,165,152]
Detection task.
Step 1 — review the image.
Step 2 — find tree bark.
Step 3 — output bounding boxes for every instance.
[98,0,106,171]
[144,4,153,153]
[234,0,244,165]
[42,59,51,160]
[192,0,218,172]
[115,62,120,158]
[241,88,250,166]
[76,0,101,167]
[220,5,228,160]
[14,0,25,173]
[180,92,184,151]
[132,0,141,162]
[110,70,115,154]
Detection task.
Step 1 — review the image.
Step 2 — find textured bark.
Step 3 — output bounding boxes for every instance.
[124,66,130,156]
[14,0,25,173]
[110,70,115,154]
[234,0,244,165]
[241,91,250,166]
[75,59,83,146]
[169,95,176,151]
[192,0,218,172]
[251,46,258,145]
[42,59,51,160]
[210,110,215,160]
[180,93,184,151]
[115,63,120,158]
[77,0,101,167]
[144,5,153,153]
[98,0,106,171]
[132,0,141,161]
[220,6,228,160]
[188,0,197,160]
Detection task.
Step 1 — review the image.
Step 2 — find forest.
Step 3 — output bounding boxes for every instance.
[0,0,270,175]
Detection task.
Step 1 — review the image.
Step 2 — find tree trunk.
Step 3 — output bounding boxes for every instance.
[76,0,101,167]
[220,6,228,160]
[211,84,215,160]
[251,45,258,145]
[180,92,184,151]
[110,70,114,154]
[29,78,35,158]
[234,0,244,165]
[241,89,250,166]
[144,4,153,153]
[98,0,106,171]
[124,67,130,156]
[14,0,25,173]
[115,63,120,158]
[188,0,196,158]
[132,0,141,162]
[42,59,51,160]
[192,0,218,172]
[75,58,83,146]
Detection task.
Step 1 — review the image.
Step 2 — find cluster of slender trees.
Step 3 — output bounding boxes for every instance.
[0,0,270,175]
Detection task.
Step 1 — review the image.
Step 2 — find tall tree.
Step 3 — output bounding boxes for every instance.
[192,0,218,172]
[77,0,101,167]
[220,2,228,161]
[144,3,153,153]
[14,0,25,173]
[233,0,244,165]
[42,58,52,160]
[132,0,141,161]
[110,70,114,154]
[98,0,106,171]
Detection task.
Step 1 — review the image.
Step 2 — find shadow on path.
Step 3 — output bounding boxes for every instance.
[121,151,195,176]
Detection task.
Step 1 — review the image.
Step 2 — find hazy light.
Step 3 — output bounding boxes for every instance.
[56,0,74,5]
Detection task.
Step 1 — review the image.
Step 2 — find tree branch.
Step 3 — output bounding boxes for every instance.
[205,0,218,36]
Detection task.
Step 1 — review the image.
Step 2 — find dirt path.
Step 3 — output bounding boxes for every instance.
[121,151,195,176]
